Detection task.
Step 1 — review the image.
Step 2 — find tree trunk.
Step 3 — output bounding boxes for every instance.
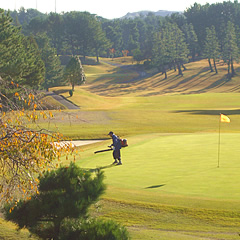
[208,58,214,72]
[182,64,187,71]
[177,63,183,76]
[53,221,61,240]
[72,82,75,91]
[191,50,196,62]
[231,57,235,76]
[96,49,100,63]
[227,60,231,79]
[164,71,167,79]
[173,63,177,72]
[213,58,218,74]
[162,69,167,79]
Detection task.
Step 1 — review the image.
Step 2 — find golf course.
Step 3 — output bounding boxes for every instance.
[3,57,240,239]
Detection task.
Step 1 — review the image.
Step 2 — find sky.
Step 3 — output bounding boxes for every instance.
[1,0,228,19]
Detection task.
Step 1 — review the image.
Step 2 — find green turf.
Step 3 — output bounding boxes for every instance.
[78,133,240,201]
[3,59,240,239]
[76,133,240,239]
[36,92,240,139]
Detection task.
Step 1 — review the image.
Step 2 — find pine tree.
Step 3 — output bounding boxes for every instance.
[167,23,189,76]
[47,13,65,55]
[91,20,111,63]
[0,10,45,87]
[222,21,239,78]
[64,56,86,91]
[152,32,169,79]
[4,163,130,240]
[21,35,45,88]
[0,10,26,81]
[35,33,63,91]
[203,26,220,73]
[182,23,199,61]
[4,163,105,240]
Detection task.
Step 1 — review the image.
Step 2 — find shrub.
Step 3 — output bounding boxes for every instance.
[60,218,130,240]
[4,163,130,240]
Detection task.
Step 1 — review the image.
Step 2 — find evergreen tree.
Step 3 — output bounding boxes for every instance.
[104,23,123,57]
[121,19,140,54]
[222,21,239,78]
[4,163,104,239]
[0,10,44,87]
[91,20,111,63]
[0,10,25,81]
[35,33,64,91]
[182,23,199,61]
[27,16,48,35]
[63,12,105,60]
[64,56,86,91]
[4,163,130,240]
[167,23,189,76]
[46,13,65,55]
[203,26,220,73]
[21,35,45,88]
[152,32,169,79]
[152,23,189,78]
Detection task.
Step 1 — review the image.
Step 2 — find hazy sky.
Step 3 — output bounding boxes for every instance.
[1,0,227,19]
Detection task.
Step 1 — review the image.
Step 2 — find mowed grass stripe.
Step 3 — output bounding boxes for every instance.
[42,91,240,139]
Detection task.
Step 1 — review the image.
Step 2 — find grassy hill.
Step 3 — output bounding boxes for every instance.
[83,58,240,97]
[43,58,240,139]
[3,57,240,240]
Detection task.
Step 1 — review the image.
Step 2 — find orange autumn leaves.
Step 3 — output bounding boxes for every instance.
[0,80,76,203]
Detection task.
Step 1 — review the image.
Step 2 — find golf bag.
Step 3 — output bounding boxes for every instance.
[120,138,128,147]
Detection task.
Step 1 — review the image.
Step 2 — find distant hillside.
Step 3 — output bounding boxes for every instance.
[121,10,182,19]
[83,58,240,97]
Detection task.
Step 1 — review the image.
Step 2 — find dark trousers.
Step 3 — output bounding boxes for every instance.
[113,149,121,160]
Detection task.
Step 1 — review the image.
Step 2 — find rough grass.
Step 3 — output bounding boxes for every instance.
[0,218,38,240]
[87,59,240,97]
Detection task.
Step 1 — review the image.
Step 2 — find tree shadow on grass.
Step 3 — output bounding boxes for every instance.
[53,89,70,94]
[145,184,165,189]
[173,109,240,116]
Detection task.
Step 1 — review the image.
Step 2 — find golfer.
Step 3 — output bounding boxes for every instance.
[108,131,122,165]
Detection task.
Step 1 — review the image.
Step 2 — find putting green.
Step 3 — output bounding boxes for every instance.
[78,133,240,201]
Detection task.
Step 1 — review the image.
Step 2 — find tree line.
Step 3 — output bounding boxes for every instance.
[1,0,240,90]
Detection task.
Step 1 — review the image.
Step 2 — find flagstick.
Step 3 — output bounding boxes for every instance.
[217,114,221,168]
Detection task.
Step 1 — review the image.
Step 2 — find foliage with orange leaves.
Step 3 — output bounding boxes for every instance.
[109,48,116,60]
[0,78,75,204]
[122,50,129,57]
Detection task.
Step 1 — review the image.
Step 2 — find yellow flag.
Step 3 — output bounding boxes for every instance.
[220,114,230,123]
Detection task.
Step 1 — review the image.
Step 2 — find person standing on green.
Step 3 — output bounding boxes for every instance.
[108,131,122,165]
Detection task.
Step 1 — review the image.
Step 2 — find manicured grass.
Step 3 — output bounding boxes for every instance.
[76,133,240,239]
[78,133,240,201]
[3,58,240,239]
[36,92,240,139]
